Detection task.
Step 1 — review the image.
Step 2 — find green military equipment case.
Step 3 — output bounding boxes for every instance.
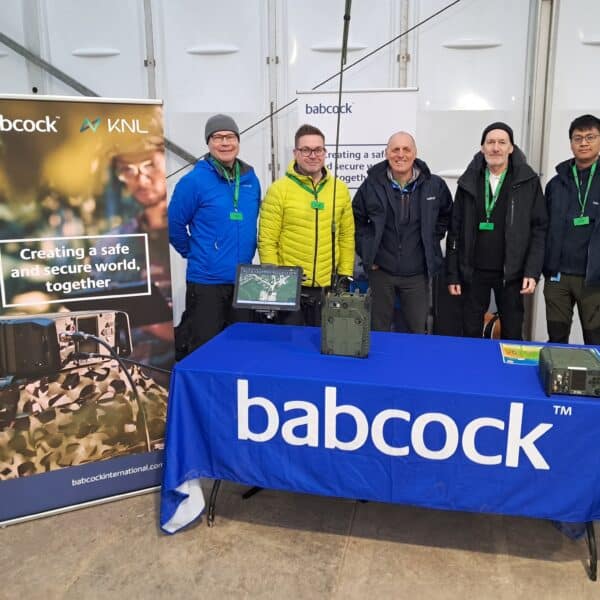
[320,288,371,358]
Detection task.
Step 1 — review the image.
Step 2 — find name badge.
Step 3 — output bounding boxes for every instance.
[311,200,325,210]
[229,211,244,221]
[573,216,589,227]
[479,222,494,231]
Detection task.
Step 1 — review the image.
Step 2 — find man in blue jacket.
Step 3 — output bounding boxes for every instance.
[543,114,600,344]
[353,131,452,333]
[169,114,261,356]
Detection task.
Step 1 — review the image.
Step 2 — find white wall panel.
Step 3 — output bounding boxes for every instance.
[274,0,401,177]
[414,0,532,188]
[0,1,32,94]
[39,0,148,97]
[152,0,270,165]
[278,0,399,96]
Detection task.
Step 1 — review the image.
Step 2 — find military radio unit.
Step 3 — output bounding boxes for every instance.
[538,346,600,397]
[320,283,371,358]
[0,310,131,378]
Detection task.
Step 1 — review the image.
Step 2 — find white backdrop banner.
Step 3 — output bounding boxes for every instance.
[297,89,418,190]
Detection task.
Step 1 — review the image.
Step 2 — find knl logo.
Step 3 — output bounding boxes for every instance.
[80,117,101,133]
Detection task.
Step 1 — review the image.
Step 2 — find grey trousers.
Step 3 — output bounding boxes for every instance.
[368,269,429,333]
[543,274,600,344]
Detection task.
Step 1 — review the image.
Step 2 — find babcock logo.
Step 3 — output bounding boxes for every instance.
[80,117,101,133]
[236,379,554,470]
[305,102,353,114]
[0,114,59,133]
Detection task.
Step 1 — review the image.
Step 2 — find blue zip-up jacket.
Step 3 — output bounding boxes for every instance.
[168,154,261,284]
[543,157,600,284]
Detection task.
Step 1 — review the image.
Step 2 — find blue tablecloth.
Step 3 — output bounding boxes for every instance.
[160,323,600,533]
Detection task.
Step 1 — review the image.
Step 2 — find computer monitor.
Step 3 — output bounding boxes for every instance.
[233,264,302,312]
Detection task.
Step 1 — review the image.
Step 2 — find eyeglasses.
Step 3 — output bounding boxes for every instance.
[210,134,238,143]
[296,146,326,157]
[116,159,158,182]
[571,134,600,144]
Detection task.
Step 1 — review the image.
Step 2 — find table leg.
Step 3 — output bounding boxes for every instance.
[207,480,221,527]
[242,486,263,499]
[586,521,597,581]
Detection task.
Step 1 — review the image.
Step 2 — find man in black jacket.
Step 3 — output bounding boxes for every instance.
[543,114,600,344]
[446,122,548,340]
[353,131,452,333]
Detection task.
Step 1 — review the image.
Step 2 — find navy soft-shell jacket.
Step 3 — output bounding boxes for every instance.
[544,157,600,284]
[353,158,452,276]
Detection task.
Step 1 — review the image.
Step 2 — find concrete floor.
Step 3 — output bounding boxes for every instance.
[1,481,597,599]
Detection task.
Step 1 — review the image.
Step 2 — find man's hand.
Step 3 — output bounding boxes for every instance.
[448,284,462,296]
[521,277,537,294]
[371,264,380,271]
[336,276,351,292]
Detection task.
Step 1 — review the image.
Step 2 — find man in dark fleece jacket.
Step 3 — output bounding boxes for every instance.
[446,122,548,340]
[353,131,452,333]
[543,114,600,345]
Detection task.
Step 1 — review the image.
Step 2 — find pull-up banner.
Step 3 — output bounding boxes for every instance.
[0,95,174,524]
[297,89,418,190]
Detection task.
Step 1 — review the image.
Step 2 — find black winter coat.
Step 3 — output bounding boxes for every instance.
[353,158,452,276]
[544,158,600,284]
[446,147,548,285]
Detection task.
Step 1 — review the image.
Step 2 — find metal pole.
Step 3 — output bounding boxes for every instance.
[329,0,352,288]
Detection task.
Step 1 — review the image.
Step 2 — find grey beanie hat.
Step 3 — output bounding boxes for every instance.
[205,114,240,143]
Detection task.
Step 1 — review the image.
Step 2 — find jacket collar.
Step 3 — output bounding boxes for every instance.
[554,156,599,182]
[457,145,535,195]
[286,159,330,186]
[200,153,252,178]
[367,157,431,185]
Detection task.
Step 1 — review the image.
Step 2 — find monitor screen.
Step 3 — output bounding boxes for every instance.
[233,264,302,312]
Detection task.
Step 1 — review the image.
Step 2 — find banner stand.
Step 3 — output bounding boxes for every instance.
[0,94,174,523]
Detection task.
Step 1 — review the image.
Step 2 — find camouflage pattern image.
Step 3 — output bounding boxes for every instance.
[0,361,167,480]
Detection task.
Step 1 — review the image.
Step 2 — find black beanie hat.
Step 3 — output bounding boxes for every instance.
[480,122,514,145]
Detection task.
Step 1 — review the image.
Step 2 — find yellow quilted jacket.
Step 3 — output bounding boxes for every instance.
[258,161,355,287]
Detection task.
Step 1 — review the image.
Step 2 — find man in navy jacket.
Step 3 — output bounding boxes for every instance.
[543,114,600,344]
[353,131,452,333]
[169,114,261,356]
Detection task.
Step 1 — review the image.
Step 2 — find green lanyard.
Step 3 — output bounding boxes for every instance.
[572,161,597,216]
[211,157,240,211]
[286,173,327,210]
[484,168,507,222]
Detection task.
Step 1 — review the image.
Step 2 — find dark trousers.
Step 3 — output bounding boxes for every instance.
[462,271,524,340]
[175,282,253,359]
[278,286,323,327]
[368,269,429,333]
[543,274,600,345]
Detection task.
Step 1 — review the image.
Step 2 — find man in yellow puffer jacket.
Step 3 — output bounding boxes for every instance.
[259,124,355,325]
